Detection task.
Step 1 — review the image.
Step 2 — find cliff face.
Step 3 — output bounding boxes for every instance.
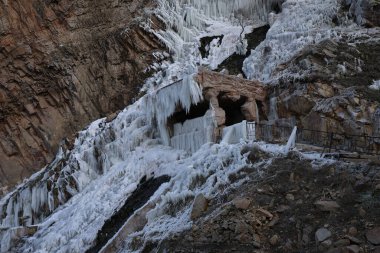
[0,0,164,189]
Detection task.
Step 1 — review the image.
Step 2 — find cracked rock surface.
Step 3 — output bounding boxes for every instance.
[0,0,164,190]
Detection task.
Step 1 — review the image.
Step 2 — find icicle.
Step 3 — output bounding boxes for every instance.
[222,121,248,144]
[145,73,203,145]
[284,126,297,154]
[0,100,154,228]
[170,110,216,153]
[269,97,279,121]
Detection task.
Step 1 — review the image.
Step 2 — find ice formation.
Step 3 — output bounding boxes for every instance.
[171,110,216,153]
[284,126,297,154]
[243,0,350,82]
[369,80,380,90]
[2,0,283,231]
[0,101,154,229]
[144,0,282,90]
[145,73,203,145]
[222,121,249,144]
[269,96,279,121]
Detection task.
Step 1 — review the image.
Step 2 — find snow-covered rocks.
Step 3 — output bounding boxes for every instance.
[243,0,341,82]
[344,0,380,27]
[369,80,380,90]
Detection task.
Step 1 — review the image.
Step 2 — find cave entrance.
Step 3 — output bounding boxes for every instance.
[218,94,247,126]
[169,100,210,125]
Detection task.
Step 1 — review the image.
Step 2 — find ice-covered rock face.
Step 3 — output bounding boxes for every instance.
[145,74,203,145]
[173,0,280,21]
[344,0,380,27]
[145,0,283,90]
[243,0,343,82]
[0,101,155,229]
[0,0,283,232]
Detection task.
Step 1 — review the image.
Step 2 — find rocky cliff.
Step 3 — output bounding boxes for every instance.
[0,0,164,189]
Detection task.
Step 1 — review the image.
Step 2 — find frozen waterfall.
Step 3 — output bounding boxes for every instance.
[146,0,283,91]
[222,121,249,144]
[284,126,297,154]
[171,110,216,153]
[243,0,342,82]
[145,74,203,146]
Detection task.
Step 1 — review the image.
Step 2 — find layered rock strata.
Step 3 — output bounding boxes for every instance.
[0,0,164,189]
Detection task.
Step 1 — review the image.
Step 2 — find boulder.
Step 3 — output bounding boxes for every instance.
[346,245,360,253]
[190,194,208,220]
[270,234,280,245]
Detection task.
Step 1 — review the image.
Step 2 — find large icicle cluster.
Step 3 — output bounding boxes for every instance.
[222,121,249,144]
[171,110,216,153]
[0,0,282,232]
[243,0,346,82]
[0,99,187,253]
[144,0,282,91]
[0,101,153,229]
[0,149,66,228]
[154,0,280,44]
[145,74,203,145]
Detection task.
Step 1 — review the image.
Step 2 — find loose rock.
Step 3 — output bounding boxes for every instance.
[346,245,360,253]
[334,239,350,247]
[321,239,332,248]
[232,197,251,210]
[348,227,358,236]
[257,208,273,219]
[315,228,332,242]
[366,227,380,245]
[270,234,280,245]
[314,200,340,212]
[358,207,366,217]
[286,193,295,201]
[345,235,362,244]
[191,194,208,220]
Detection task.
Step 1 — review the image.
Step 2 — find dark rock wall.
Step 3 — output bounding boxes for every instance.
[0,0,164,189]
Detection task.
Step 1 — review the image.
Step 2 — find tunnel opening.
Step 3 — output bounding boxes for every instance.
[218,94,247,126]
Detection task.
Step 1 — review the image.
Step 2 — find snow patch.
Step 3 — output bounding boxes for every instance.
[369,80,380,90]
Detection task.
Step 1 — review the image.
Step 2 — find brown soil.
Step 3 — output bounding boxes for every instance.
[153,152,380,253]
